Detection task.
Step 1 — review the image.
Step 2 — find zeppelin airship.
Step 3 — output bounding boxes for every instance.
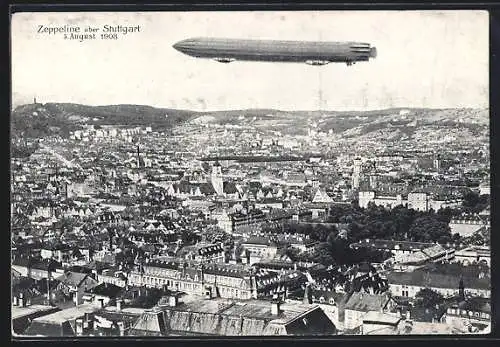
[173,37,377,66]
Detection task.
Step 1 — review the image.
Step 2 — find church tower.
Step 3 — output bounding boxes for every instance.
[352,157,362,189]
[211,161,224,195]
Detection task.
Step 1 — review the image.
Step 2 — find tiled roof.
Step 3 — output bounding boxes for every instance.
[362,311,401,325]
[131,298,336,336]
[129,309,167,336]
[203,264,251,279]
[55,271,95,288]
[387,271,490,290]
[344,292,391,312]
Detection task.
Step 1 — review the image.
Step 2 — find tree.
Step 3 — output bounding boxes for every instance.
[408,216,452,243]
[415,288,444,309]
[462,191,489,214]
[311,243,336,266]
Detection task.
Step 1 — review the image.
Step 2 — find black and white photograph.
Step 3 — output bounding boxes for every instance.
[10,10,490,337]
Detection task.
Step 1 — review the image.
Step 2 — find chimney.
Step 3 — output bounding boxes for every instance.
[271,297,281,316]
[116,299,122,312]
[169,294,178,307]
[406,309,411,320]
[19,292,25,307]
[13,296,18,306]
[76,318,84,336]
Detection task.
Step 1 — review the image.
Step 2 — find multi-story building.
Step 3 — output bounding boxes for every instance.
[387,270,490,299]
[358,191,462,212]
[231,209,266,235]
[214,209,266,235]
[127,260,257,300]
[454,246,490,267]
[445,299,491,331]
[240,237,278,260]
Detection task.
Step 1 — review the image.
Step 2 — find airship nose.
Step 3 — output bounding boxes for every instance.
[173,39,193,52]
[370,47,377,58]
[173,40,184,51]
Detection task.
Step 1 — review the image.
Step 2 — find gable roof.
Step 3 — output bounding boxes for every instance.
[55,271,96,288]
[344,292,391,312]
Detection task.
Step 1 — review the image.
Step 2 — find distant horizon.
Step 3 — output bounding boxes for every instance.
[11,100,489,114]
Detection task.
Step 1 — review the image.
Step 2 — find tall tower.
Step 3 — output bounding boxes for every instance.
[136,144,141,168]
[211,162,224,195]
[433,154,441,173]
[352,157,362,189]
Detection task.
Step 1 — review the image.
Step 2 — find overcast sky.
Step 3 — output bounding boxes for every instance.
[11,10,488,111]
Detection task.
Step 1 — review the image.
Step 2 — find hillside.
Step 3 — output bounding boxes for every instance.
[10,103,489,146]
[10,103,199,139]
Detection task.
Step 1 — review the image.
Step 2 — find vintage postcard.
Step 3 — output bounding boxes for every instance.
[11,10,490,337]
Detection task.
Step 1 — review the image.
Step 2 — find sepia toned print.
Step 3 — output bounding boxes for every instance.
[11,11,489,337]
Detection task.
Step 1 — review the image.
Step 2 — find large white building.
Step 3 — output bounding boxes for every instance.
[358,191,462,212]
